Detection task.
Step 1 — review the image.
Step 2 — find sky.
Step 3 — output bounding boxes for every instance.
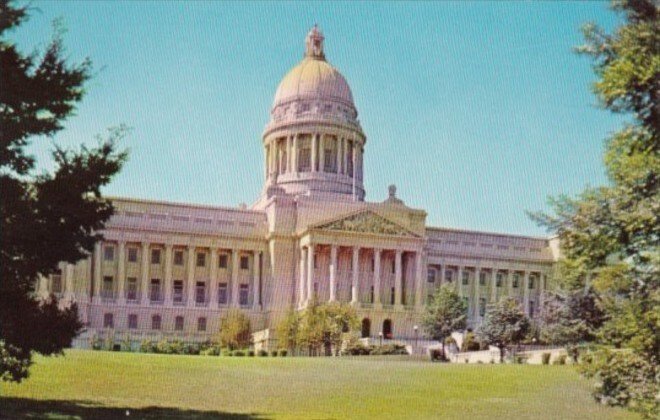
[11,1,624,236]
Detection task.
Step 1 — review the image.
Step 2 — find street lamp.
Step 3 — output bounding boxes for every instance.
[378,331,383,347]
[413,325,419,350]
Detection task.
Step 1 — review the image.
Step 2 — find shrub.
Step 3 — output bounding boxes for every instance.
[513,354,528,364]
[278,349,288,357]
[89,335,103,351]
[342,343,371,356]
[270,350,278,357]
[257,349,268,357]
[553,354,567,365]
[371,344,408,356]
[233,350,245,357]
[139,339,156,353]
[461,332,481,352]
[541,353,551,365]
[248,350,255,357]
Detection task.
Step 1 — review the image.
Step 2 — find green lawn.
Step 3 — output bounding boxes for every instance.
[0,350,637,420]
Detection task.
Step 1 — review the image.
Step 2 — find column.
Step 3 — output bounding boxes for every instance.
[337,137,343,174]
[491,269,498,302]
[299,246,307,306]
[93,242,102,303]
[306,244,315,302]
[507,270,513,296]
[38,274,48,297]
[186,245,196,305]
[264,145,268,180]
[414,252,424,308]
[116,241,126,304]
[344,139,350,176]
[440,263,446,286]
[140,242,150,305]
[209,247,218,309]
[523,271,530,316]
[64,263,75,301]
[311,133,318,172]
[164,244,174,305]
[292,134,298,174]
[231,249,240,307]
[329,245,337,302]
[373,248,381,306]
[253,250,260,308]
[456,266,463,295]
[319,134,325,172]
[474,267,481,319]
[394,250,403,307]
[286,136,292,173]
[351,247,360,304]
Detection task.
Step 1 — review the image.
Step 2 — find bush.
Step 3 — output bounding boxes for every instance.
[278,349,288,357]
[342,343,371,356]
[139,339,156,353]
[248,350,255,357]
[553,354,567,365]
[89,335,103,351]
[541,352,551,365]
[513,354,529,364]
[257,349,268,357]
[461,332,481,352]
[371,344,408,356]
[270,350,278,357]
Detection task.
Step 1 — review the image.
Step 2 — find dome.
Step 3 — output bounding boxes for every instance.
[272,25,355,110]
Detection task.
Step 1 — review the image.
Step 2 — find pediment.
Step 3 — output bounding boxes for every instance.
[311,211,419,237]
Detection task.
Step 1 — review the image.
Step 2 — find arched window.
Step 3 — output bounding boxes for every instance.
[383,319,393,340]
[361,318,371,338]
[151,314,161,330]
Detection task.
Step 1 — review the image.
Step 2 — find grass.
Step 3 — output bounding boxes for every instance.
[0,350,638,420]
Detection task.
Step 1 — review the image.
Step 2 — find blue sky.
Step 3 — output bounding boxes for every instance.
[12,1,622,236]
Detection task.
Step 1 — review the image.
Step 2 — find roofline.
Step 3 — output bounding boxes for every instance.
[105,196,265,215]
[426,225,551,242]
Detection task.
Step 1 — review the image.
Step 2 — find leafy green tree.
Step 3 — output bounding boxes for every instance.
[319,302,359,355]
[529,1,658,416]
[276,309,301,352]
[216,309,252,350]
[0,0,127,382]
[296,299,326,356]
[478,298,530,363]
[422,285,467,359]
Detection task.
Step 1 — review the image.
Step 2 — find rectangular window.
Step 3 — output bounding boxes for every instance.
[370,285,374,303]
[173,280,183,303]
[196,252,206,267]
[479,272,487,286]
[391,261,396,274]
[239,284,249,306]
[151,315,161,330]
[390,287,395,305]
[128,314,138,329]
[512,273,520,288]
[102,276,113,298]
[103,245,115,261]
[427,268,435,283]
[195,282,206,304]
[103,313,114,328]
[218,283,228,305]
[127,247,138,263]
[529,275,536,289]
[151,249,161,265]
[240,256,249,270]
[324,148,336,172]
[479,298,487,317]
[496,273,503,287]
[197,317,207,332]
[150,279,161,302]
[174,250,184,266]
[218,254,228,269]
[445,269,454,283]
[529,300,535,317]
[175,316,184,331]
[461,271,469,285]
[126,277,137,300]
[51,273,62,293]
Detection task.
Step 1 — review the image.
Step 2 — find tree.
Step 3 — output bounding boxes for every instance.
[0,1,127,382]
[478,298,530,363]
[318,302,359,356]
[422,285,467,360]
[529,0,658,416]
[216,309,251,350]
[276,309,300,352]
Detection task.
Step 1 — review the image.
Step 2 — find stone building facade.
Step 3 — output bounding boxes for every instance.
[39,27,558,346]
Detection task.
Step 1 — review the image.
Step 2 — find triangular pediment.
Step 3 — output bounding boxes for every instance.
[312,210,418,237]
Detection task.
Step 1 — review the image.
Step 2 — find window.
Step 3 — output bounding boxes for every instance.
[175,316,184,331]
[445,269,454,283]
[174,250,184,266]
[461,271,469,285]
[196,252,206,267]
[173,280,183,303]
[240,256,249,270]
[299,148,311,171]
[512,273,520,288]
[195,282,206,304]
[390,287,395,305]
[496,272,504,287]
[126,277,137,300]
[127,247,138,263]
[218,254,228,269]
[479,272,487,286]
[197,317,207,332]
[529,300,535,317]
[239,284,249,306]
[150,279,162,302]
[218,283,228,305]
[151,315,161,330]
[391,261,396,274]
[102,276,114,298]
[103,245,115,261]
[324,148,336,172]
[479,298,487,317]
[103,313,114,328]
[51,272,62,293]
[151,249,161,265]
[529,275,536,289]
[128,314,138,329]
[427,268,436,283]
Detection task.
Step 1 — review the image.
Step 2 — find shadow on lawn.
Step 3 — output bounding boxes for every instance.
[0,397,268,419]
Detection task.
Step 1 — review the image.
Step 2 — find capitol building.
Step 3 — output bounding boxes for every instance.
[39,27,558,347]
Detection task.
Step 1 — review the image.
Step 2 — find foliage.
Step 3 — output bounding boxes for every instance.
[460,332,482,352]
[0,0,128,382]
[216,309,251,351]
[478,298,530,363]
[342,343,408,356]
[277,349,288,357]
[257,349,268,357]
[553,355,567,366]
[529,0,659,415]
[542,353,551,365]
[276,309,300,351]
[270,350,278,357]
[422,285,467,357]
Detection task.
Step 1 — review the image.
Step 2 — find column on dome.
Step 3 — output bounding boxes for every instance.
[319,134,325,173]
[394,250,402,307]
[286,136,292,174]
[344,139,350,176]
[292,134,299,174]
[311,134,318,172]
[329,245,337,302]
[337,137,344,174]
[264,145,268,180]
[373,248,381,306]
[335,136,342,174]
[351,247,360,304]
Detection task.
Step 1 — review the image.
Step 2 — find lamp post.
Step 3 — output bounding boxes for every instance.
[379,331,383,347]
[413,325,419,351]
